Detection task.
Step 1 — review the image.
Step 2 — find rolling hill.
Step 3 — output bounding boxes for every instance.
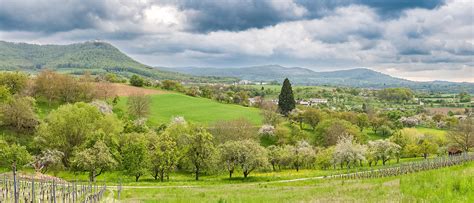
[162,65,474,93]
[0,41,236,83]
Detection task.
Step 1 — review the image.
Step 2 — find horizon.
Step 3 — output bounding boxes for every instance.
[0,0,472,82]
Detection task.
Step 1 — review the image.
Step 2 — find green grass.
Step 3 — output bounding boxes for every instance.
[116,93,262,125]
[415,126,447,137]
[48,156,427,186]
[114,161,474,202]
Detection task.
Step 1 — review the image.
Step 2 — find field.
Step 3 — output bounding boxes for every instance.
[112,161,474,202]
[116,93,262,125]
[110,83,168,96]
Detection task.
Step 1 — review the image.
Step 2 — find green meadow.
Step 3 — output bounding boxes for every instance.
[116,93,263,125]
[113,162,474,202]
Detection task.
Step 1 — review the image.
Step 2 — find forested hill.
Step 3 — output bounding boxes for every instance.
[162,65,474,93]
[0,41,236,82]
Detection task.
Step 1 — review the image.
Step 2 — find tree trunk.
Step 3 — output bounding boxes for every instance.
[89,171,95,182]
[160,170,165,182]
[271,163,275,171]
[195,167,200,180]
[153,170,158,180]
[229,170,233,178]
[135,175,140,182]
[244,171,249,178]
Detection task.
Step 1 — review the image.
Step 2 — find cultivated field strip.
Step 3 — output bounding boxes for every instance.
[333,153,474,180]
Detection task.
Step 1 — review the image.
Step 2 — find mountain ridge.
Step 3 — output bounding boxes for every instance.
[159,65,474,93]
[0,40,236,83]
[0,40,471,92]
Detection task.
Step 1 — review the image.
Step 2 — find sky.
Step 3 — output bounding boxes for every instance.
[0,0,473,82]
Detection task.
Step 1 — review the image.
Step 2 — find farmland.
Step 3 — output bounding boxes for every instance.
[0,56,472,203]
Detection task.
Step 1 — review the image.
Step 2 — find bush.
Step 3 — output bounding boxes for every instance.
[130,75,145,87]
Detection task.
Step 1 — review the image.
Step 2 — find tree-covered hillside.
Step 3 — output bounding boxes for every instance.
[0,41,236,83]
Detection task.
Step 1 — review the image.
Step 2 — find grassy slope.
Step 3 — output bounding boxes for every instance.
[116,93,262,125]
[115,162,474,202]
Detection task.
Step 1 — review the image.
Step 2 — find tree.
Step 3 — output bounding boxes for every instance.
[333,136,366,169]
[161,80,184,91]
[127,93,151,119]
[260,101,282,126]
[209,118,258,144]
[130,75,145,87]
[33,70,95,105]
[0,140,32,170]
[366,140,401,166]
[71,140,117,181]
[267,145,285,171]
[316,147,334,170]
[289,109,304,129]
[377,125,393,137]
[233,91,250,106]
[458,92,471,103]
[278,78,295,116]
[0,96,38,132]
[289,141,316,171]
[377,88,414,103]
[418,136,438,159]
[314,119,362,147]
[447,118,474,152]
[30,149,64,174]
[183,126,216,180]
[122,133,149,182]
[356,113,369,132]
[36,102,123,166]
[389,132,408,162]
[369,115,388,134]
[238,140,268,178]
[303,108,323,131]
[218,141,241,178]
[149,132,179,181]
[0,72,28,94]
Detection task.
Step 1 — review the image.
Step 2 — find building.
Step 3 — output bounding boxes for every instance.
[309,98,328,105]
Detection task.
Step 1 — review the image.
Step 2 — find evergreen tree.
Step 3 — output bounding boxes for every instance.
[278,78,295,116]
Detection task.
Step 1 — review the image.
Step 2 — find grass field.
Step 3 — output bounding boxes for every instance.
[48,156,426,186]
[415,126,447,137]
[116,93,263,125]
[113,161,474,202]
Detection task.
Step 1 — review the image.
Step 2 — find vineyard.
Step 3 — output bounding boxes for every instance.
[0,175,108,203]
[334,153,474,179]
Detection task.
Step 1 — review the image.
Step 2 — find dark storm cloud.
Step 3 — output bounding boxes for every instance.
[179,0,446,32]
[0,0,446,33]
[0,0,113,32]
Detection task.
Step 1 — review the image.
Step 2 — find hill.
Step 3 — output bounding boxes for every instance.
[0,40,236,83]
[116,93,262,125]
[163,65,474,93]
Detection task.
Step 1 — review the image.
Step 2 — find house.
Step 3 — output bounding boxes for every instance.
[309,98,328,105]
[237,80,252,85]
[298,100,310,106]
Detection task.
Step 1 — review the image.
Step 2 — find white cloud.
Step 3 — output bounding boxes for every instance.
[0,0,472,82]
